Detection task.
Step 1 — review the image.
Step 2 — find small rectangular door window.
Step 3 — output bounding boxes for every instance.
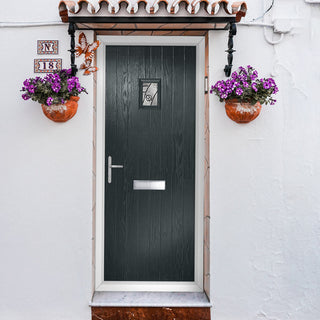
[139,79,161,108]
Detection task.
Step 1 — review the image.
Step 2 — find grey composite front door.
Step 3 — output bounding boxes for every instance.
[104,45,196,282]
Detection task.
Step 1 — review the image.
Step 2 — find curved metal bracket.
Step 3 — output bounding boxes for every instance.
[68,22,78,76]
[224,22,237,77]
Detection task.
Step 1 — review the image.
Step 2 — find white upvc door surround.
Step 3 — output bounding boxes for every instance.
[95,36,205,292]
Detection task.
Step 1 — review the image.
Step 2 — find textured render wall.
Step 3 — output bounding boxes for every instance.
[0,2,93,320]
[1,1,320,320]
[209,1,320,319]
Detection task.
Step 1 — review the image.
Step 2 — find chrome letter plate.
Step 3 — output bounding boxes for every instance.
[133,180,166,191]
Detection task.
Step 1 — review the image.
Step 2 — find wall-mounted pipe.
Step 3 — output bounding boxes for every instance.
[0,21,63,28]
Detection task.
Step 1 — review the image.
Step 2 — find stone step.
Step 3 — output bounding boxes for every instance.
[92,307,211,320]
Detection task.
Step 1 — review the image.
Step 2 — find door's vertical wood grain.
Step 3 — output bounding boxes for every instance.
[148,46,162,280]
[127,46,150,280]
[172,46,187,280]
[117,46,129,280]
[104,46,118,280]
[126,46,144,280]
[160,46,174,280]
[105,46,129,280]
[136,47,152,280]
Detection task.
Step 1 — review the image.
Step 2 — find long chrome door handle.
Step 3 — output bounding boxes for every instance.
[108,156,124,184]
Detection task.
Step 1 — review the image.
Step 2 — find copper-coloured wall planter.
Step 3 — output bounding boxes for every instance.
[224,99,262,123]
[41,96,80,122]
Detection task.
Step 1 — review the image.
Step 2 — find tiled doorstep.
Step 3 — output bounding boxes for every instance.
[90,292,212,307]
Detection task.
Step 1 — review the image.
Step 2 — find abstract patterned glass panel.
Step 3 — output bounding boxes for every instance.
[139,79,161,108]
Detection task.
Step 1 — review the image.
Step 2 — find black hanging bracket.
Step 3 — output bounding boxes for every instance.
[68,22,78,76]
[224,22,237,77]
[66,16,239,78]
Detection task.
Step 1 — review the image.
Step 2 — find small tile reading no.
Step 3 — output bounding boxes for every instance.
[37,40,59,55]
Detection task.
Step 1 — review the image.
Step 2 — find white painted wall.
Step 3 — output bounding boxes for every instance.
[0,3,93,319]
[0,0,320,320]
[209,1,320,319]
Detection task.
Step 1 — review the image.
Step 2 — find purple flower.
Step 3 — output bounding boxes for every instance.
[44,73,61,84]
[214,81,220,89]
[250,70,258,80]
[251,83,258,92]
[263,82,271,89]
[67,77,79,92]
[60,68,72,75]
[247,65,253,69]
[226,79,233,87]
[32,78,40,85]
[242,81,249,88]
[46,97,54,106]
[22,93,30,100]
[27,85,36,94]
[44,74,52,82]
[67,79,75,92]
[231,72,238,79]
[267,78,275,86]
[61,98,65,104]
[239,73,247,81]
[51,83,61,93]
[236,87,243,96]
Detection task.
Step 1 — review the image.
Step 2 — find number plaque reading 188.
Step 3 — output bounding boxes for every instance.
[34,58,62,73]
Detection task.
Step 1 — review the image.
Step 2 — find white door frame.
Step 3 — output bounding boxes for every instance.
[95,36,205,292]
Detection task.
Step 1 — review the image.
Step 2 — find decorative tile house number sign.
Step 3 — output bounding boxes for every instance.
[37,40,59,55]
[34,59,62,73]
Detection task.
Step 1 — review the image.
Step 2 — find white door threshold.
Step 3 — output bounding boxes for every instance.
[90,291,212,307]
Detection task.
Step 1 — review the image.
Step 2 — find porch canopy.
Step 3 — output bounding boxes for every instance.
[58,0,247,75]
[58,0,247,33]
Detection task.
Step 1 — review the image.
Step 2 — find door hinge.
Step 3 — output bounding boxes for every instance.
[204,76,208,94]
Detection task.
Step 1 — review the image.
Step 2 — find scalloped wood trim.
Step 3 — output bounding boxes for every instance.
[58,0,247,19]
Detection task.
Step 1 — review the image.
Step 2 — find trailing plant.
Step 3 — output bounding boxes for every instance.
[210,66,278,105]
[21,69,87,106]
